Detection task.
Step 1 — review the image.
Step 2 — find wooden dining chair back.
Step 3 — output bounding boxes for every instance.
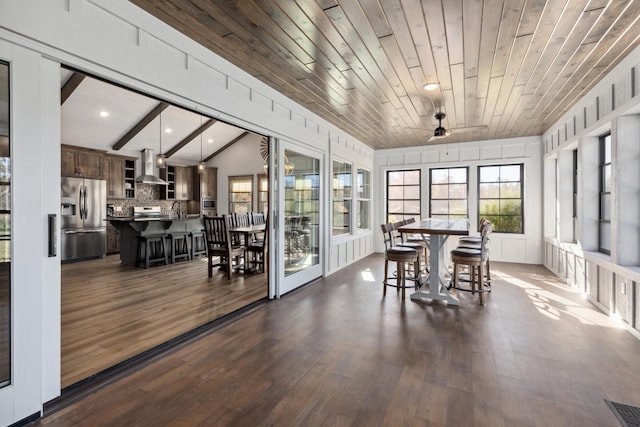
[203,215,245,280]
[251,212,266,225]
[380,223,418,300]
[450,222,493,305]
[247,217,268,273]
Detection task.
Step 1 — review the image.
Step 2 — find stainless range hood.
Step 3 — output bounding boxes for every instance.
[135,149,168,185]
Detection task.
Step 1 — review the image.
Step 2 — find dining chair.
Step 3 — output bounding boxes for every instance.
[247,217,268,273]
[380,223,418,300]
[203,215,245,279]
[391,220,426,279]
[251,212,266,225]
[450,222,493,305]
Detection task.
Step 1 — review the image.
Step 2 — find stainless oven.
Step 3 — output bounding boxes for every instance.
[202,197,217,215]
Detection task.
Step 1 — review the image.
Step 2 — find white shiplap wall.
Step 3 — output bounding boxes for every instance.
[374,136,543,264]
[542,44,640,339]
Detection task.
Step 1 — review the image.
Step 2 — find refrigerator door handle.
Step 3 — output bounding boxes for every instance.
[83,185,89,219]
[78,187,83,220]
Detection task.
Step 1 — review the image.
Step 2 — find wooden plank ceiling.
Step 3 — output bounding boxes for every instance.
[130,0,640,150]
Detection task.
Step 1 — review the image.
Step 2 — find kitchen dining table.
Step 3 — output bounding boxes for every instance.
[398,218,469,305]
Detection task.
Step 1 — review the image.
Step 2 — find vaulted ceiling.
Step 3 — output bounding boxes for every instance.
[130,0,640,150]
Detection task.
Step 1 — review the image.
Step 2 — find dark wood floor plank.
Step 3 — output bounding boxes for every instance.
[36,257,638,426]
[61,254,267,387]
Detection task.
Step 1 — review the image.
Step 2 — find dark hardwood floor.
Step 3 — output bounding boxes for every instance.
[39,254,640,426]
[61,254,267,387]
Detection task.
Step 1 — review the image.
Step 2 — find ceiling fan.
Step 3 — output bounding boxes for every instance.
[413,107,488,143]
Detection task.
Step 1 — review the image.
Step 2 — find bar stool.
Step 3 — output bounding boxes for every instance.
[381,223,419,300]
[136,234,168,269]
[456,219,492,285]
[190,230,207,259]
[391,220,425,285]
[168,232,191,263]
[450,222,493,305]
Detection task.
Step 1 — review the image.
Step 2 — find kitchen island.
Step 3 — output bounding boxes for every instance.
[107,215,204,266]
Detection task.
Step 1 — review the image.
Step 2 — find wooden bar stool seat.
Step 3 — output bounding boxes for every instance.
[169,232,191,263]
[136,234,168,269]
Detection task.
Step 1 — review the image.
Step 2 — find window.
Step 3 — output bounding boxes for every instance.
[573,149,578,243]
[257,174,268,214]
[332,160,352,236]
[387,169,420,223]
[229,175,252,214]
[599,133,611,254]
[356,168,370,230]
[430,167,468,219]
[478,164,523,233]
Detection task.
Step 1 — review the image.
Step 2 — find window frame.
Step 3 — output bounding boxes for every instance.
[356,167,371,232]
[332,159,352,237]
[598,133,611,255]
[429,166,469,220]
[386,168,421,224]
[257,173,268,214]
[228,175,253,214]
[477,163,524,234]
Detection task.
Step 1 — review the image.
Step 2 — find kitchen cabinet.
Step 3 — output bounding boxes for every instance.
[161,165,193,200]
[105,155,136,199]
[106,222,120,254]
[177,166,193,200]
[193,166,217,200]
[61,145,105,179]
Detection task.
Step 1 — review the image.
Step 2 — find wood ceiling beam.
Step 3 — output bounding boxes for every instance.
[165,118,217,158]
[204,132,249,162]
[112,102,169,151]
[61,73,85,105]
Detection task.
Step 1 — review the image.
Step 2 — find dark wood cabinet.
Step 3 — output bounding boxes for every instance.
[106,222,120,254]
[177,166,193,200]
[193,166,217,200]
[106,155,125,199]
[61,145,105,179]
[105,155,136,199]
[161,165,193,200]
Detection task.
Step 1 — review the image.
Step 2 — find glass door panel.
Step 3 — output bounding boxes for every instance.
[0,61,10,390]
[278,144,322,295]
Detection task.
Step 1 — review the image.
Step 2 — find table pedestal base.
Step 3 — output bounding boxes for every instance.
[409,233,459,306]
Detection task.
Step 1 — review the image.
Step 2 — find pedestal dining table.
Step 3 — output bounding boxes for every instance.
[398,218,469,305]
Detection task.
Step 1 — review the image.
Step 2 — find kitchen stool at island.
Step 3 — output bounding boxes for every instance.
[107,206,204,266]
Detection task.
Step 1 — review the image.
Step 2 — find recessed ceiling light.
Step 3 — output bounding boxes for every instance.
[207,138,214,144]
[164,128,172,133]
[99,111,109,118]
[423,82,439,91]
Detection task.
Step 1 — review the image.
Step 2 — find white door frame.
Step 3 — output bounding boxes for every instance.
[0,40,61,426]
[272,138,324,297]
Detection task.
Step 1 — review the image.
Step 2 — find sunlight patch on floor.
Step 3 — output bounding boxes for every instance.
[498,272,622,329]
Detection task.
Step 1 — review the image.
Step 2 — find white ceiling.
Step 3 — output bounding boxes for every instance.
[60,69,260,165]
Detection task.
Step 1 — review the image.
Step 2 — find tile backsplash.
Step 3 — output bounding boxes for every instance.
[108,183,187,217]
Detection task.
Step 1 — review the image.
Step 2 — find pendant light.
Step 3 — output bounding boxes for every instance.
[156,113,166,168]
[198,115,205,174]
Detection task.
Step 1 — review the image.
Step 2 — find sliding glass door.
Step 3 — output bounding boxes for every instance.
[0,61,9,393]
[276,141,323,296]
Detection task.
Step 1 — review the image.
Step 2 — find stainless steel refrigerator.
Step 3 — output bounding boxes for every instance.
[61,177,107,262]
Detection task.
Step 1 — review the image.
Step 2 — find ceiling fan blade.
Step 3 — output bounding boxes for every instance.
[408,127,434,133]
[447,125,488,134]
[426,134,436,143]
